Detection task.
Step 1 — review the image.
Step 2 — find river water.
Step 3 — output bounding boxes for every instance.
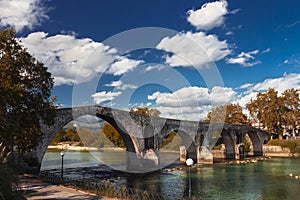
[41,150,300,199]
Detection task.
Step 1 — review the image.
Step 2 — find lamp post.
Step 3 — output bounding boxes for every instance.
[60,151,64,182]
[186,158,194,199]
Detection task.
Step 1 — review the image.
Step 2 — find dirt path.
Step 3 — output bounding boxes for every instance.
[19,175,117,200]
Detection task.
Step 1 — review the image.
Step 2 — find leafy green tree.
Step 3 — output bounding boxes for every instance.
[0,28,55,164]
[206,103,249,124]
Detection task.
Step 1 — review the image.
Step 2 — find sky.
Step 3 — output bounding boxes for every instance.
[1,0,300,120]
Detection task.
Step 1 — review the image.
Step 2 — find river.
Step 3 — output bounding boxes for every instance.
[41,150,300,199]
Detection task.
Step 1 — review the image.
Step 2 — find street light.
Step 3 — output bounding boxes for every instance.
[60,151,64,182]
[186,158,194,199]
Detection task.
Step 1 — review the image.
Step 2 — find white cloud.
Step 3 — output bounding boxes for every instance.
[157,31,231,67]
[283,54,300,66]
[105,80,137,90]
[233,92,257,108]
[149,73,300,120]
[0,0,48,32]
[108,57,144,76]
[234,73,300,108]
[226,31,234,36]
[262,48,271,53]
[148,86,236,120]
[250,73,300,94]
[227,50,261,67]
[149,86,236,108]
[145,64,165,72]
[211,86,237,105]
[20,32,143,85]
[240,83,253,89]
[129,102,152,109]
[155,105,211,121]
[187,0,228,31]
[91,91,122,104]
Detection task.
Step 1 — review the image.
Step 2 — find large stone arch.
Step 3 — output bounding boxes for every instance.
[35,106,137,173]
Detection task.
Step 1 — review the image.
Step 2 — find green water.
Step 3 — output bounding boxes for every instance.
[42,151,300,199]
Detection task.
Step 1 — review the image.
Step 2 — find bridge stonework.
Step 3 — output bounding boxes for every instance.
[22,106,270,174]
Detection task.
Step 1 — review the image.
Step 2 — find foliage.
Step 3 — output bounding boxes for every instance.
[129,107,161,117]
[50,129,81,145]
[102,123,126,148]
[161,131,177,149]
[0,163,24,200]
[281,89,300,135]
[246,88,300,135]
[205,103,249,124]
[267,139,300,154]
[243,139,251,153]
[0,28,55,163]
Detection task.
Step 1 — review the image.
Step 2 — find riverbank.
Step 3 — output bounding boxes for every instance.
[48,145,125,152]
[19,174,117,200]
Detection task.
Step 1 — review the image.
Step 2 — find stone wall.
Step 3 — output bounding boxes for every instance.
[263,145,300,157]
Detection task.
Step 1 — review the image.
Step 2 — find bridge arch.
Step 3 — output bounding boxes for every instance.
[36,107,138,172]
[220,128,236,159]
[21,106,271,174]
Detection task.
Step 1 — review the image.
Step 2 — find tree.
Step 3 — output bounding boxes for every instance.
[206,103,249,124]
[246,88,283,134]
[102,122,126,148]
[0,28,55,164]
[130,107,161,117]
[50,128,81,145]
[0,162,24,199]
[281,89,300,137]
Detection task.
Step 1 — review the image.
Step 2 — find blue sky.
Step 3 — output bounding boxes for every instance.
[1,0,300,120]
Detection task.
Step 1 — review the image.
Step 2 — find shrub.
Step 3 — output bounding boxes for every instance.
[0,163,25,200]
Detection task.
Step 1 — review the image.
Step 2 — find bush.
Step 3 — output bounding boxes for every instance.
[0,163,25,200]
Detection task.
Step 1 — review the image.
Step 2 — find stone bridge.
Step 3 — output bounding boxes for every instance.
[28,105,270,173]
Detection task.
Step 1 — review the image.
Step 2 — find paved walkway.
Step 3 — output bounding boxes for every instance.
[19,175,117,200]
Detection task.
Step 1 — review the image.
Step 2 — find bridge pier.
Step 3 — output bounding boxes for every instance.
[197,146,213,164]
[179,145,213,164]
[126,150,160,173]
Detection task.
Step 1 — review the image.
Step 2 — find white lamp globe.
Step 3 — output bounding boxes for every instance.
[186,158,194,166]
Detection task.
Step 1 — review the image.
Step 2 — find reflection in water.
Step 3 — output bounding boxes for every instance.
[42,151,300,199]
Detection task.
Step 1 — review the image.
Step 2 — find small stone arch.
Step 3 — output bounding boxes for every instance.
[246,130,263,156]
